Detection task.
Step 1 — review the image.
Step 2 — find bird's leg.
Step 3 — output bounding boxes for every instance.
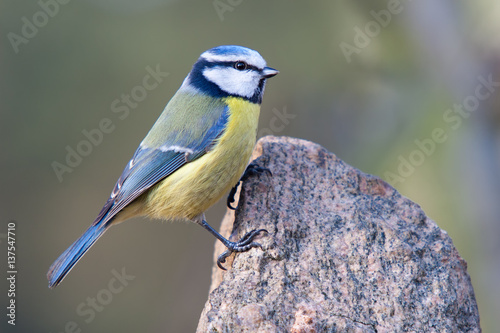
[195,214,267,270]
[226,162,272,210]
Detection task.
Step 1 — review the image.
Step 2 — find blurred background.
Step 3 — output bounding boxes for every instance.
[1,0,499,331]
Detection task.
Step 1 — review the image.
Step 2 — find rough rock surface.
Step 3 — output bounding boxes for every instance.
[197,136,481,333]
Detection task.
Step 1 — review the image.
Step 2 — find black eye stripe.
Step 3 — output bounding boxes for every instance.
[236,62,259,71]
[206,60,260,71]
[246,64,259,71]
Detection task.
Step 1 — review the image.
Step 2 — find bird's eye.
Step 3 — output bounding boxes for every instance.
[234,61,247,71]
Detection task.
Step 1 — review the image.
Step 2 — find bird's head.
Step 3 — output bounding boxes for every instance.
[182,45,278,104]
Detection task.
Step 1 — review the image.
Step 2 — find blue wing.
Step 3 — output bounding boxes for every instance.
[101,103,229,222]
[48,95,229,288]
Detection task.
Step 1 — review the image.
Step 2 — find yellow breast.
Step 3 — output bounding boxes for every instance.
[143,97,261,221]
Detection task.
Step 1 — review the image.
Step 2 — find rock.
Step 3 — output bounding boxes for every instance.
[197,136,481,333]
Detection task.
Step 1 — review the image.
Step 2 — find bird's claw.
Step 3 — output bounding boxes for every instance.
[227,162,272,210]
[241,162,272,182]
[217,229,268,270]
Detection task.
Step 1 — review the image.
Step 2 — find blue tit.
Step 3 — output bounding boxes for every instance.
[47,45,278,288]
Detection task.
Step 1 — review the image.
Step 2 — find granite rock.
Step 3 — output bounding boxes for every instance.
[197,136,481,333]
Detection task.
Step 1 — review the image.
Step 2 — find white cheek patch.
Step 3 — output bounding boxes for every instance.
[203,67,260,98]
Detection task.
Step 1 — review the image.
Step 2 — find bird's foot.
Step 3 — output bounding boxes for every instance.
[227,162,272,210]
[241,162,272,182]
[217,229,268,270]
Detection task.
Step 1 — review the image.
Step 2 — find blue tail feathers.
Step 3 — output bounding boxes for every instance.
[47,221,109,288]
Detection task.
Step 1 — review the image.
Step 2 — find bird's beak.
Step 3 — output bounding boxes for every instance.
[262,67,279,78]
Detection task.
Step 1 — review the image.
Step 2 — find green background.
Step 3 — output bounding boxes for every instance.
[1,0,499,331]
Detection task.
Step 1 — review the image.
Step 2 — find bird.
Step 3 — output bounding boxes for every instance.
[47,45,278,288]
